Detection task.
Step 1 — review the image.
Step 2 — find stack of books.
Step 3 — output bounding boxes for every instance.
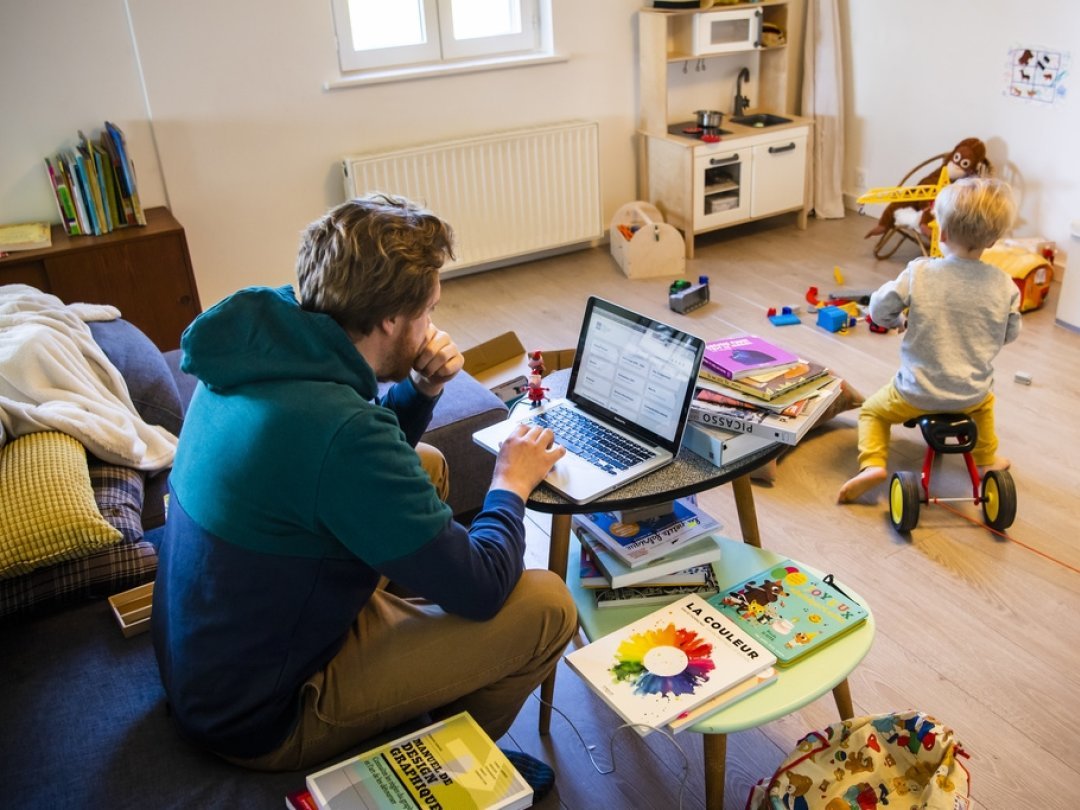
[573,497,725,609]
[43,121,146,238]
[687,334,842,448]
[565,562,868,735]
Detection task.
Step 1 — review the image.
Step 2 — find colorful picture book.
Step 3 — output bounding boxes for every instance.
[573,524,724,589]
[699,359,830,402]
[305,712,531,810]
[668,666,778,733]
[707,561,869,667]
[689,378,842,446]
[594,564,720,609]
[574,497,721,568]
[565,595,776,736]
[702,334,800,380]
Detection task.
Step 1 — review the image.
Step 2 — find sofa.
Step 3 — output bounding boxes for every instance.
[0,318,508,807]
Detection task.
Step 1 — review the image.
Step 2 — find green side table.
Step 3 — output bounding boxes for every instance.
[569,534,876,810]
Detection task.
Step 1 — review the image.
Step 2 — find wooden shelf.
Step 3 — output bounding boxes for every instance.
[0,207,201,351]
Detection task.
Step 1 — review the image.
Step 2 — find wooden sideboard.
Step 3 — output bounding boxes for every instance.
[0,207,201,351]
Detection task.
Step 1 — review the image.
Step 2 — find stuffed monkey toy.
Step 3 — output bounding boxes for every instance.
[865,137,992,239]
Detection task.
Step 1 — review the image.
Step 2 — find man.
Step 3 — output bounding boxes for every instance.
[152,195,577,786]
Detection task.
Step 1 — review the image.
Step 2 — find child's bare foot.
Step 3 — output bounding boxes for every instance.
[837,466,887,503]
[751,458,778,484]
[977,457,1011,475]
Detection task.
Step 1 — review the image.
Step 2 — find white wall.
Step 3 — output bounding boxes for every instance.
[1,0,645,307]
[840,0,1079,257]
[3,1,1076,307]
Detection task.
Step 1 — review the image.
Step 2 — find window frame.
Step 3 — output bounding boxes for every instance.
[331,0,545,75]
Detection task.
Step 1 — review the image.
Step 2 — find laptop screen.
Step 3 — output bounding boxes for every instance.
[566,297,705,453]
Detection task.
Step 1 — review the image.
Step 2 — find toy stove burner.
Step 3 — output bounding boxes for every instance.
[668,121,733,142]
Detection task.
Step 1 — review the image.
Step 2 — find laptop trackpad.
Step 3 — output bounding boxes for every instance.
[545,453,620,503]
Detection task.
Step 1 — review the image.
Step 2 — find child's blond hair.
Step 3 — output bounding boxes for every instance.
[934,177,1016,250]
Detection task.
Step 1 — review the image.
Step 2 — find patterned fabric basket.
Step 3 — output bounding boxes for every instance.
[746,711,972,810]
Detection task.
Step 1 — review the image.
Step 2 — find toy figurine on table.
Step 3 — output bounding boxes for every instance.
[524,373,549,408]
[527,349,545,377]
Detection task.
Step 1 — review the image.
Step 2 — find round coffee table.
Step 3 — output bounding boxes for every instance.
[523,370,785,735]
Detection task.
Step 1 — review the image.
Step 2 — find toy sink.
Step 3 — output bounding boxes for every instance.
[730,113,792,128]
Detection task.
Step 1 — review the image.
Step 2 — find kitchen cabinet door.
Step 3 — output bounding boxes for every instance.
[750,135,807,218]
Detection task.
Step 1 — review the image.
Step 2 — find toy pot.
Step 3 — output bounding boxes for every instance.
[694,109,724,128]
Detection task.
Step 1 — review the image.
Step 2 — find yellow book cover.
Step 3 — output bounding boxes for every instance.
[0,222,51,252]
[306,712,532,810]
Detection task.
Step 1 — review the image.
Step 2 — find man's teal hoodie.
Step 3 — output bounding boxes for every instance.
[152,286,526,758]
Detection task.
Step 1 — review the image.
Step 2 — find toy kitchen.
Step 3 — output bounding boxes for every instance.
[637,2,812,258]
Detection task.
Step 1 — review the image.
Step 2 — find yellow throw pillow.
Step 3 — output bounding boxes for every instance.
[0,432,122,579]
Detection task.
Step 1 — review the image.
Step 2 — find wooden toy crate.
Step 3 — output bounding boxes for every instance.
[609,201,685,279]
[108,581,154,637]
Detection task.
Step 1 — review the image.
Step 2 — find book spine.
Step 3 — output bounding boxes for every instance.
[44,158,78,235]
[688,404,799,445]
[59,153,90,236]
[682,422,774,466]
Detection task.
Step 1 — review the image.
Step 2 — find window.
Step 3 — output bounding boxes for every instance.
[331,0,545,74]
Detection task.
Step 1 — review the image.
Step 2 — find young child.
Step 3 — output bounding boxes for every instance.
[838,177,1020,503]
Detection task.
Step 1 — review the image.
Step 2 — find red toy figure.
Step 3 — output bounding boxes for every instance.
[527,349,545,378]
[525,372,548,408]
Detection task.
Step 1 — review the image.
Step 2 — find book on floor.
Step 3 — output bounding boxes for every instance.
[574,524,725,590]
[689,378,842,446]
[594,563,719,609]
[707,561,869,667]
[574,497,720,568]
[564,595,776,736]
[702,334,800,380]
[305,712,531,810]
[668,666,778,733]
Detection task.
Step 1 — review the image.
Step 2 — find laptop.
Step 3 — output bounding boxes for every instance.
[472,296,705,504]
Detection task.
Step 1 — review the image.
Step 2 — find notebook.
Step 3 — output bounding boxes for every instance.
[472,296,705,504]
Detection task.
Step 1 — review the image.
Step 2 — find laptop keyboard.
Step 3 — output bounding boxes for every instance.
[526,404,656,475]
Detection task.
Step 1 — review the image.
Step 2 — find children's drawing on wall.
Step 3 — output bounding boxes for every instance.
[1005,46,1069,104]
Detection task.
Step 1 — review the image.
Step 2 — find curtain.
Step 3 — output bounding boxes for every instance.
[802,0,845,218]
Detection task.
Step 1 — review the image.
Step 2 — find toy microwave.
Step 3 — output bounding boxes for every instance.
[671,8,763,56]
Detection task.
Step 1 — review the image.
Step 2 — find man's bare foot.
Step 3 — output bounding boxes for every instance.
[837,466,887,503]
[977,457,1011,475]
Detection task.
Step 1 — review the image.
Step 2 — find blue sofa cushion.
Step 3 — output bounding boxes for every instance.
[89,318,184,437]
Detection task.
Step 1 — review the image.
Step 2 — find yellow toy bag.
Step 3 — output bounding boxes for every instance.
[746,710,972,810]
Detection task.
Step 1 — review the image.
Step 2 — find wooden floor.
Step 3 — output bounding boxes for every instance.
[435,212,1080,810]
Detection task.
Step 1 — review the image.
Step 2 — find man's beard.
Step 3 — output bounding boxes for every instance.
[379,328,419,382]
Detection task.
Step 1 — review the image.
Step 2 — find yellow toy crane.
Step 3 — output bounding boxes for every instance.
[857,166,951,258]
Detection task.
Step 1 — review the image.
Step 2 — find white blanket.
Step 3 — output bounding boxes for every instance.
[0,284,177,471]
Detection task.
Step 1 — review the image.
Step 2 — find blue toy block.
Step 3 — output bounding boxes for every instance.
[769,312,801,326]
[816,305,849,333]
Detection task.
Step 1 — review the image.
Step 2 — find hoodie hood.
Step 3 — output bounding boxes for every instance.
[180,285,377,399]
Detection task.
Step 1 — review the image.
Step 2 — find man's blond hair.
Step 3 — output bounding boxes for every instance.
[296,194,454,336]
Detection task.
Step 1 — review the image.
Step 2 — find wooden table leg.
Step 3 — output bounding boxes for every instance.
[539,513,572,735]
[703,733,727,810]
[731,474,762,548]
[832,678,854,720]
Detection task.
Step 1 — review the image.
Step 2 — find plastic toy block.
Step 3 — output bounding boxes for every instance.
[816,305,849,333]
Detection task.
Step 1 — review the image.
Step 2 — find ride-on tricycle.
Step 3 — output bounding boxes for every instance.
[889,413,1017,533]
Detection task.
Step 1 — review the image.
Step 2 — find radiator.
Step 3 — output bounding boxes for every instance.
[342,121,602,275]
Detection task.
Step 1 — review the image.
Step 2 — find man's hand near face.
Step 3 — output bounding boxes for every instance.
[411,325,464,398]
